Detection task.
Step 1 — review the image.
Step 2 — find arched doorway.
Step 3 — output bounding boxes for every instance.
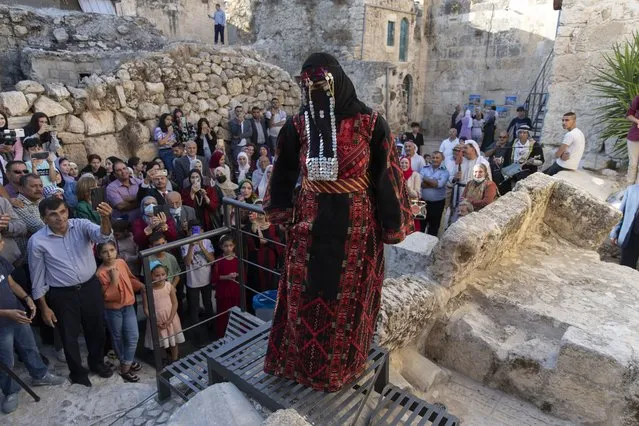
[402,74,413,118]
[399,18,409,62]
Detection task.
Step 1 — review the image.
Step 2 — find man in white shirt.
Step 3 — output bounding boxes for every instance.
[439,128,459,161]
[544,112,585,176]
[404,141,425,173]
[264,97,287,153]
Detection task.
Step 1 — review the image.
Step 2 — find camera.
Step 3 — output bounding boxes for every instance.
[2,129,25,146]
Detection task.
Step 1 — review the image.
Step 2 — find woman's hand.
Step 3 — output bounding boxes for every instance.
[157,212,168,225]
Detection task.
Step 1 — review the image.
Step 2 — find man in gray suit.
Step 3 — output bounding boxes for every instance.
[174,141,206,190]
[166,192,197,239]
[230,106,253,161]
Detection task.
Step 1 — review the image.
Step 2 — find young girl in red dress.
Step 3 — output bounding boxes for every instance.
[212,235,241,338]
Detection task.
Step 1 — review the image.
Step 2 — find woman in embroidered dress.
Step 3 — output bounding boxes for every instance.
[263,53,413,392]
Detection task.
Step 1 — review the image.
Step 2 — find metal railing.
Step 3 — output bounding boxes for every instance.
[138,197,284,398]
[523,51,554,141]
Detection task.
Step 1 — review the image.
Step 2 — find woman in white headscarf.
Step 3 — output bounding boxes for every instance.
[235,152,252,183]
[460,109,472,140]
[460,140,491,184]
[214,165,239,199]
[257,165,273,199]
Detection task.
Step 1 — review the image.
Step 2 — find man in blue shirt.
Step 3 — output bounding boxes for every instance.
[611,184,639,269]
[29,197,114,387]
[420,151,449,237]
[210,4,226,45]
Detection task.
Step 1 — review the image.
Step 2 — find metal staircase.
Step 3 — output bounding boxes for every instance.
[523,52,554,142]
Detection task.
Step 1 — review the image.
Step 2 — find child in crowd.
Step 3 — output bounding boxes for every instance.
[181,220,215,343]
[143,260,184,362]
[24,138,58,187]
[212,235,240,338]
[148,232,181,289]
[244,201,282,298]
[96,241,144,382]
[113,220,141,278]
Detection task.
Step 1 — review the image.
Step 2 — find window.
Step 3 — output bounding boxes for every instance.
[402,75,413,117]
[399,18,409,62]
[387,21,395,46]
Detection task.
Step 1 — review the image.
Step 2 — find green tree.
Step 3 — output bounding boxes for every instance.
[592,32,639,159]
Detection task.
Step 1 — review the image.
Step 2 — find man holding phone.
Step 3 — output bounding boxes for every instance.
[28,197,115,387]
[137,167,170,205]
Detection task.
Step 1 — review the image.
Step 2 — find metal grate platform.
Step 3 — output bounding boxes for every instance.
[207,320,390,425]
[158,307,264,401]
[370,384,460,425]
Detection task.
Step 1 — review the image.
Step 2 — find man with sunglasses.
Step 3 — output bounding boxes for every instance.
[4,161,29,199]
[544,112,585,176]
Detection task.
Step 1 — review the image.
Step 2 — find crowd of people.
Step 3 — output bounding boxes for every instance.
[398,109,586,236]
[0,105,287,413]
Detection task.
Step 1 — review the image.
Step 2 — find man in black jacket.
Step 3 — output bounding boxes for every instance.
[250,106,268,147]
[404,122,424,155]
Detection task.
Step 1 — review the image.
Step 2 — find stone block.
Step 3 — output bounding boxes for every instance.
[227,78,243,96]
[384,232,438,279]
[56,132,85,145]
[197,99,210,113]
[262,409,310,426]
[168,382,263,425]
[7,115,31,129]
[59,99,74,113]
[115,111,128,132]
[25,94,38,108]
[0,91,29,116]
[85,134,129,161]
[51,115,67,131]
[82,110,115,136]
[122,122,151,153]
[395,346,450,392]
[378,275,450,350]
[15,80,45,95]
[67,87,88,100]
[33,96,68,117]
[191,73,208,82]
[115,86,127,108]
[167,98,185,107]
[66,115,85,134]
[53,28,69,43]
[61,143,88,168]
[44,83,70,100]
[544,177,620,251]
[137,102,159,121]
[217,95,230,107]
[145,82,165,95]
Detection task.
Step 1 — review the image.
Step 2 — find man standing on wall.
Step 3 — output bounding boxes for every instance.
[625,93,639,184]
[210,4,226,45]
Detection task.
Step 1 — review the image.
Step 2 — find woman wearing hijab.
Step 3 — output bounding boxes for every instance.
[460,140,492,184]
[262,53,413,392]
[131,196,177,250]
[257,165,273,199]
[213,166,238,199]
[234,152,252,183]
[180,169,221,231]
[460,109,473,140]
[461,163,498,211]
[400,157,423,232]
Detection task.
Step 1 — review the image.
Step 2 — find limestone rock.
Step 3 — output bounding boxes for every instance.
[61,143,88,167]
[53,28,69,43]
[137,102,160,121]
[51,115,67,131]
[59,99,74,113]
[145,82,165,95]
[66,115,85,134]
[135,142,159,161]
[56,132,85,145]
[122,122,151,153]
[191,73,208,82]
[378,275,450,350]
[394,346,449,392]
[85,134,129,160]
[115,86,127,108]
[0,91,29,116]
[115,111,128,132]
[81,110,116,136]
[384,232,438,279]
[15,80,45,95]
[227,78,243,96]
[7,115,31,129]
[262,409,310,426]
[14,25,28,36]
[67,87,88,100]
[33,96,68,117]
[45,83,70,101]
[25,94,37,108]
[197,99,210,113]
[217,94,230,107]
[168,383,263,425]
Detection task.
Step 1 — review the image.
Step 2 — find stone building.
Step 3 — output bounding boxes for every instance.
[226,0,426,133]
[541,0,639,169]
[421,0,560,138]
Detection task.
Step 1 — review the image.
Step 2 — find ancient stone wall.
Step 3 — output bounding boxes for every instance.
[541,0,639,169]
[115,0,219,43]
[421,0,559,138]
[0,5,166,88]
[0,43,300,168]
